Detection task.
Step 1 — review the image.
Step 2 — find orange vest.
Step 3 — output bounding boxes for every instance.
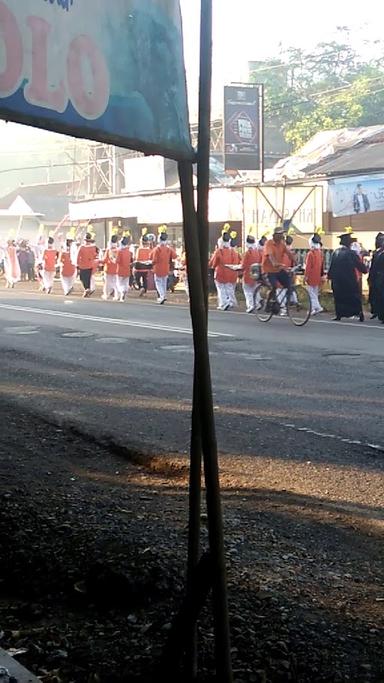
[77,244,97,270]
[135,246,152,272]
[43,248,57,272]
[103,247,118,275]
[209,247,240,284]
[60,251,76,277]
[241,248,261,286]
[305,249,323,287]
[151,244,176,277]
[117,248,133,278]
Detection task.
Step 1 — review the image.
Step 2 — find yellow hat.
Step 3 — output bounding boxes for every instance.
[158,224,168,234]
[141,227,148,236]
[344,226,353,234]
[230,230,237,240]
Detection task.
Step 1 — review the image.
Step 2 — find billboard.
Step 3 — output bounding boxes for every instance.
[329,176,384,217]
[224,85,262,171]
[0,0,193,160]
[243,185,324,236]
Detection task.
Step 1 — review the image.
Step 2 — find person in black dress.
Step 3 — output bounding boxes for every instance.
[368,232,384,323]
[328,233,368,321]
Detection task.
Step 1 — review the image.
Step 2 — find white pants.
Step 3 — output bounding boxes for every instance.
[243,282,258,311]
[227,282,238,307]
[103,274,118,299]
[90,273,96,292]
[117,276,130,297]
[61,273,76,295]
[184,275,189,300]
[215,281,232,309]
[154,275,167,301]
[307,285,322,312]
[42,270,55,291]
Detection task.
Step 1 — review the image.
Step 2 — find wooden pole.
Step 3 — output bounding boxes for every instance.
[179,159,233,683]
[197,0,213,307]
[185,1,214,677]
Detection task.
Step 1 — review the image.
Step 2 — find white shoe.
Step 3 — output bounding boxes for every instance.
[279,309,287,317]
[246,306,255,314]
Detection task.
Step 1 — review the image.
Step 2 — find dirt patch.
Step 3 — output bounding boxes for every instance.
[0,399,383,682]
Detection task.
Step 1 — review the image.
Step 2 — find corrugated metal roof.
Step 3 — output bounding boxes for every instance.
[273,125,384,179]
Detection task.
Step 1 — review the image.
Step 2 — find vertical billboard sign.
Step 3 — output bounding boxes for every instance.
[0,0,193,160]
[224,84,263,171]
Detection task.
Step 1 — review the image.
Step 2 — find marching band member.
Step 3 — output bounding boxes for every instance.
[59,238,77,296]
[151,228,176,304]
[102,234,119,300]
[41,237,57,294]
[241,234,262,313]
[305,233,324,315]
[116,236,133,302]
[209,230,240,311]
[3,239,21,288]
[77,232,98,298]
[134,230,152,296]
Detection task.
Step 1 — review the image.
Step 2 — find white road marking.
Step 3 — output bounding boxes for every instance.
[0,303,233,338]
[282,422,384,453]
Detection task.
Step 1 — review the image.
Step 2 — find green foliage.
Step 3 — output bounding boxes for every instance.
[249,31,384,151]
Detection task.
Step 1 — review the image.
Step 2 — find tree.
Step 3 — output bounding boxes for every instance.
[249,31,384,151]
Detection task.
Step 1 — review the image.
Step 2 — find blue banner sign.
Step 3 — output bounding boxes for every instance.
[0,0,193,160]
[329,176,384,217]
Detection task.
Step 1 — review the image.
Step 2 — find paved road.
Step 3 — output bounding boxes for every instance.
[0,288,383,463]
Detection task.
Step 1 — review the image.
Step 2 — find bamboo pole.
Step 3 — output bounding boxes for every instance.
[179,159,233,683]
[185,1,214,677]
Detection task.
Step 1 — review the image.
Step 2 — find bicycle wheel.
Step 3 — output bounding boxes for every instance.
[254,283,274,322]
[288,284,311,326]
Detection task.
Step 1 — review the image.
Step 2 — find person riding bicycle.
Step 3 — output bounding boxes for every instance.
[261,227,292,295]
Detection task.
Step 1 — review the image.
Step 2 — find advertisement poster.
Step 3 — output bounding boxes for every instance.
[0,0,193,159]
[243,185,323,235]
[329,176,384,217]
[224,85,262,171]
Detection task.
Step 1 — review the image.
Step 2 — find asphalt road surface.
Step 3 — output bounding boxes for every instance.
[0,287,383,463]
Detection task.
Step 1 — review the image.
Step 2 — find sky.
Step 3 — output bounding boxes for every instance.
[180,0,384,119]
[1,0,383,150]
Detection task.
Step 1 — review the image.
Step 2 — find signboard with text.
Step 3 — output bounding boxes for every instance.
[0,0,193,160]
[224,84,262,171]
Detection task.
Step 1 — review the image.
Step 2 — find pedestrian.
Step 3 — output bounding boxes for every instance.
[305,233,324,315]
[368,232,384,322]
[116,236,133,302]
[134,233,152,296]
[151,231,177,304]
[59,238,77,295]
[77,233,98,298]
[41,237,57,294]
[26,244,36,281]
[90,240,100,294]
[17,241,29,282]
[241,234,262,313]
[209,232,240,311]
[102,234,119,300]
[328,232,368,321]
[4,239,21,288]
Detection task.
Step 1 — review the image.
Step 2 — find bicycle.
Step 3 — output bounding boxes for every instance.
[252,265,311,326]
